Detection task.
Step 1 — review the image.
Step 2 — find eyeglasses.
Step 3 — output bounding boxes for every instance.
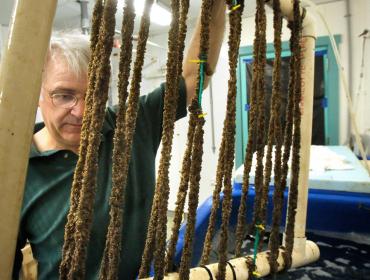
[50,93,84,109]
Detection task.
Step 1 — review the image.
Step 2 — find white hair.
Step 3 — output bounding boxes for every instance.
[46,31,91,78]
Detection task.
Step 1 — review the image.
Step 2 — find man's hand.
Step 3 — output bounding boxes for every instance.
[183,0,226,105]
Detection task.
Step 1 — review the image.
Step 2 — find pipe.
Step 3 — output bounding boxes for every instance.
[292,17,316,255]
[265,0,316,255]
[141,241,320,279]
[288,28,316,255]
[0,0,57,278]
[79,0,90,35]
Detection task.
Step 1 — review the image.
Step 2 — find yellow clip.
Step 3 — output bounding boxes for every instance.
[252,271,261,277]
[189,59,207,63]
[255,224,265,231]
[198,113,207,118]
[231,4,241,11]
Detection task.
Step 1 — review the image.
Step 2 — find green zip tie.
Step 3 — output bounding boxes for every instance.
[252,223,265,278]
[198,54,206,107]
[253,228,260,265]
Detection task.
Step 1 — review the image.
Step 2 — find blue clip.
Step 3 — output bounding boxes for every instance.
[321,97,328,108]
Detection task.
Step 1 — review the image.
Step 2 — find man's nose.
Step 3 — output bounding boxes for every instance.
[70,99,85,118]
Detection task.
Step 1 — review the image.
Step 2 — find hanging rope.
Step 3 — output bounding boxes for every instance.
[257,0,283,254]
[60,0,118,278]
[200,137,226,265]
[245,256,256,280]
[200,0,235,266]
[152,0,186,277]
[70,0,117,276]
[138,0,190,278]
[283,0,303,269]
[268,0,303,273]
[59,0,104,278]
[176,0,214,278]
[164,113,195,274]
[215,1,244,279]
[250,1,268,264]
[250,0,267,228]
[198,1,244,279]
[265,0,285,274]
[234,0,265,257]
[98,0,136,278]
[164,0,192,274]
[178,115,205,279]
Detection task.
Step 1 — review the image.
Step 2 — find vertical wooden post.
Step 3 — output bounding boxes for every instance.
[0,0,57,278]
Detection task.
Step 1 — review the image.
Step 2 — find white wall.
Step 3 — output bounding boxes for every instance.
[349,0,370,138]
[1,24,45,123]
[146,0,370,211]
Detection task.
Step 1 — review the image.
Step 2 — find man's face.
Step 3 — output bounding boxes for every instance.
[39,55,87,150]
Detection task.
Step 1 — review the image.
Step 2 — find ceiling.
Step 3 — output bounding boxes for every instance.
[0,0,203,35]
[0,0,341,38]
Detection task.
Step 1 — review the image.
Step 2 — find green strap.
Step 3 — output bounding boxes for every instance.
[252,223,264,278]
[198,54,206,107]
[253,227,260,266]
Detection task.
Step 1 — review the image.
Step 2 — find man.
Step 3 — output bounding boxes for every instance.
[13,2,226,279]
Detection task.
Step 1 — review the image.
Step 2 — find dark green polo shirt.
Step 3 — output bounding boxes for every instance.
[14,79,187,280]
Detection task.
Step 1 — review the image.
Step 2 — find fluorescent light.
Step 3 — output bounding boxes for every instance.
[118,1,172,26]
